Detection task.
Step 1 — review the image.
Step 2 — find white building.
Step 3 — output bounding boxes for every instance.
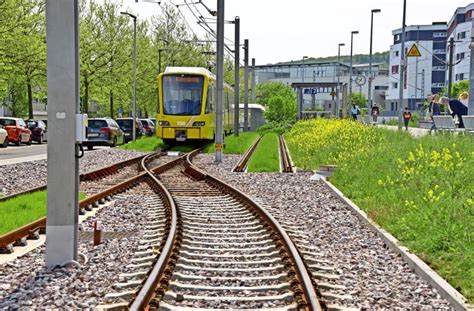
[447,4,474,83]
[387,23,448,112]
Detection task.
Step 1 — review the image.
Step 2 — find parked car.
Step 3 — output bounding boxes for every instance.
[140,119,156,136]
[116,118,143,143]
[26,119,48,144]
[0,126,8,148]
[83,118,125,150]
[0,117,31,146]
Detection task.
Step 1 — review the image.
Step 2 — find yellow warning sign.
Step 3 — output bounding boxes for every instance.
[406,44,422,57]
[215,144,223,151]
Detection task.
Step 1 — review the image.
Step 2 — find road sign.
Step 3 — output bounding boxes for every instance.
[407,43,422,57]
[304,88,318,95]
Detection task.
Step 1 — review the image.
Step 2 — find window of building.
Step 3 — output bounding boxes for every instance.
[433,32,447,38]
[432,82,445,87]
[456,52,466,61]
[432,65,447,71]
[433,49,446,54]
[394,34,401,41]
[374,85,389,90]
[391,65,399,74]
[392,82,398,89]
[393,50,399,57]
[457,32,467,40]
[456,73,465,81]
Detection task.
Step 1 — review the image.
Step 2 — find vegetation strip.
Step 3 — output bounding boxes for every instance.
[247,133,280,173]
[286,118,474,302]
[205,132,261,154]
[119,137,166,152]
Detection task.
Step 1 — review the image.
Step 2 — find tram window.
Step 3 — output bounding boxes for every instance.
[162,75,204,115]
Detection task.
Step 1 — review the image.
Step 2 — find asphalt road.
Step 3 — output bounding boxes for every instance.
[0,143,108,165]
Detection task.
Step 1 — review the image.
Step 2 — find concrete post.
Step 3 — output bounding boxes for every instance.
[233,17,240,136]
[469,33,474,114]
[45,0,80,267]
[215,0,224,163]
[243,39,249,131]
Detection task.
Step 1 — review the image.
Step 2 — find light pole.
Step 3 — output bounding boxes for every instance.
[121,11,137,141]
[302,56,308,82]
[337,43,345,118]
[368,9,381,111]
[398,0,407,130]
[349,31,359,106]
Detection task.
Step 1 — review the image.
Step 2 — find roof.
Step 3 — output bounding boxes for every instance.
[238,104,266,111]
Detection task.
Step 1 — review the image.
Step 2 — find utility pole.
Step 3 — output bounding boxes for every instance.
[349,31,359,106]
[233,17,240,136]
[215,0,224,162]
[368,9,381,110]
[251,58,256,103]
[447,37,455,98]
[243,39,249,131]
[469,31,474,114]
[337,43,345,118]
[45,0,80,266]
[398,0,407,130]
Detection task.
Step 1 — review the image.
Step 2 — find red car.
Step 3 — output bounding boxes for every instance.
[0,117,32,146]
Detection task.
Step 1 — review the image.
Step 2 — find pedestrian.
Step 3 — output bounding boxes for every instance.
[371,104,380,123]
[429,94,441,133]
[459,92,469,108]
[351,104,360,121]
[440,96,467,128]
[403,107,412,130]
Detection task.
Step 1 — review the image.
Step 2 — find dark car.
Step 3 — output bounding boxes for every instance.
[116,118,143,143]
[26,120,48,144]
[83,118,125,150]
[140,119,155,136]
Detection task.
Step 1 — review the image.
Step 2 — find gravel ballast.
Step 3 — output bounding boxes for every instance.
[193,154,453,309]
[0,149,146,196]
[0,185,159,309]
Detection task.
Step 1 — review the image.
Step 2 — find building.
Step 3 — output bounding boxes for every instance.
[387,22,448,112]
[447,4,474,84]
[254,60,389,113]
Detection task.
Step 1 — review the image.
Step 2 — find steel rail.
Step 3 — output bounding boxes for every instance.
[232,136,261,172]
[279,135,294,173]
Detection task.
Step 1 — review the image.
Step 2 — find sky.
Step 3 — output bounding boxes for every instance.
[124,0,472,65]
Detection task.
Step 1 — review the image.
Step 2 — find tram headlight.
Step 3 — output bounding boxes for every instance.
[192,121,206,127]
[158,120,170,126]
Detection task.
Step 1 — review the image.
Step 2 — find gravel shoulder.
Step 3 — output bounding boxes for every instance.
[193,154,452,309]
[0,148,147,196]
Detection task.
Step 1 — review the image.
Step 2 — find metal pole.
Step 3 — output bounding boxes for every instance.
[336,43,345,118]
[158,49,162,74]
[243,39,249,131]
[45,0,79,267]
[302,57,306,83]
[368,9,381,110]
[215,0,224,162]
[398,0,407,130]
[349,31,358,106]
[469,33,474,114]
[133,17,137,141]
[448,37,455,98]
[251,58,256,103]
[233,17,240,136]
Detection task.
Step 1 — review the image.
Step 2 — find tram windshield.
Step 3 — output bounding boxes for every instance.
[162,75,204,115]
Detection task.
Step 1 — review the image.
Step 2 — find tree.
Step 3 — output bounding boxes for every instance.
[451,80,469,99]
[255,82,296,124]
[351,93,367,108]
[256,81,294,107]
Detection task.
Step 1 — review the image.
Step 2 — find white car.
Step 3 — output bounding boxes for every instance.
[0,126,8,148]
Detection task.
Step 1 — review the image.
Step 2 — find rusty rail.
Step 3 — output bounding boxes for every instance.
[232,136,261,172]
[279,135,294,173]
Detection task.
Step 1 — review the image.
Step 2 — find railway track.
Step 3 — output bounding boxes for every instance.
[279,135,294,173]
[100,149,321,310]
[232,136,261,172]
[0,152,174,254]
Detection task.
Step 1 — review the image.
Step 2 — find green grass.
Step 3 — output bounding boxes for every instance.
[205,132,260,154]
[286,119,474,301]
[0,191,86,235]
[119,137,166,152]
[169,145,195,153]
[247,133,280,172]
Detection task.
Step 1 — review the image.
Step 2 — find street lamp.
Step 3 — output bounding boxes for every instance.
[368,9,381,112]
[337,43,345,118]
[302,56,308,82]
[398,0,407,130]
[349,31,359,106]
[121,11,137,141]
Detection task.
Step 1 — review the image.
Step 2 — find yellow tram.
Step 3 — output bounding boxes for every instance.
[156,67,234,143]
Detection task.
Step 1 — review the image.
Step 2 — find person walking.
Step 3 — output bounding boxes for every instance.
[403,107,412,130]
[351,104,360,121]
[429,94,441,133]
[371,104,380,123]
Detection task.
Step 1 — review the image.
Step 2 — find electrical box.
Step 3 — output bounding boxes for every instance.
[75,113,88,143]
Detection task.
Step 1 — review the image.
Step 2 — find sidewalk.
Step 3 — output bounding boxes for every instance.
[377,124,430,138]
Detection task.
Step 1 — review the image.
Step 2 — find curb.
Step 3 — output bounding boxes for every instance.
[320,178,469,311]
